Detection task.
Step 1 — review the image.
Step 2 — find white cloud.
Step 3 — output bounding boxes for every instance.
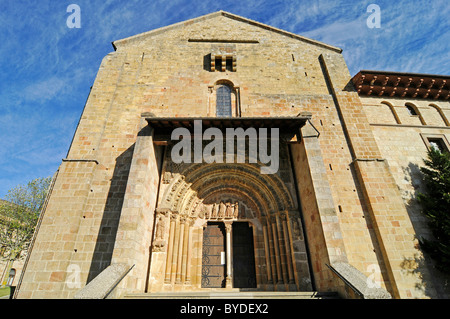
[22,77,67,102]
[302,18,366,47]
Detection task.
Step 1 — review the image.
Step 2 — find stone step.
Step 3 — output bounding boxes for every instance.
[124,291,339,299]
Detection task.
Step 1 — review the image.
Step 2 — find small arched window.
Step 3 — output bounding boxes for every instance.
[429,103,450,126]
[406,103,426,125]
[216,84,232,117]
[406,105,417,116]
[381,101,401,124]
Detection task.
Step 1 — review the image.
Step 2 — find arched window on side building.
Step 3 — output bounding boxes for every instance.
[406,103,427,125]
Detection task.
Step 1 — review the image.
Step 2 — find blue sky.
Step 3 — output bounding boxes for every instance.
[0,0,449,198]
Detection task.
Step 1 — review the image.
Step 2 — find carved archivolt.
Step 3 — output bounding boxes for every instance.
[153,161,297,256]
[159,162,296,219]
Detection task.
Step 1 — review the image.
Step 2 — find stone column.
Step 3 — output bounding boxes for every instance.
[164,212,177,283]
[180,217,190,284]
[224,222,233,288]
[270,216,283,285]
[171,215,181,283]
[262,220,273,285]
[275,214,289,285]
[285,210,313,291]
[281,212,295,286]
[175,216,186,284]
[184,218,195,285]
[266,216,278,285]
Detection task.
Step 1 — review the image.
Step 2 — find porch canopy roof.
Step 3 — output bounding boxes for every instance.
[142,113,312,134]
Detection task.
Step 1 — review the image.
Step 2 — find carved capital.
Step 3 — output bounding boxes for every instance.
[224,222,233,233]
[162,171,172,184]
[269,215,277,224]
[170,211,179,221]
[180,215,188,224]
[152,240,166,252]
[155,207,171,216]
[287,210,300,219]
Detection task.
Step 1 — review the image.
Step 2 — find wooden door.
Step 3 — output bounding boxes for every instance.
[232,222,257,288]
[201,223,226,288]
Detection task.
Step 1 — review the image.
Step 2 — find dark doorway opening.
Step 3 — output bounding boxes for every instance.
[232,222,257,288]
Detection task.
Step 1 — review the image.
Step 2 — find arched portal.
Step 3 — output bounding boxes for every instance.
[147,159,313,293]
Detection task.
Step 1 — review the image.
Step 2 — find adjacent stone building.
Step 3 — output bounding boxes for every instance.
[0,200,25,288]
[14,11,449,299]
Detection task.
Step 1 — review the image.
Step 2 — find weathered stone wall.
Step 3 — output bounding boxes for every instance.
[15,11,444,299]
[360,95,450,298]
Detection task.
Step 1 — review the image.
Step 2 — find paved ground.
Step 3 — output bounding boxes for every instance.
[124,291,340,299]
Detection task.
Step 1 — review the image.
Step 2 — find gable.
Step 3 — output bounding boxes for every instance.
[112,11,342,53]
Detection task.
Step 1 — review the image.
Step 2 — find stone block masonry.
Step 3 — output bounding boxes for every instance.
[15,11,444,299]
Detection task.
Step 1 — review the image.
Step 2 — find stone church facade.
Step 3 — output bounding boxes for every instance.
[14,11,449,299]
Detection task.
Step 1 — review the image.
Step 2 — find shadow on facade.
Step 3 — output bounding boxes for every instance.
[203,54,211,72]
[86,145,135,283]
[343,79,357,92]
[400,162,450,298]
